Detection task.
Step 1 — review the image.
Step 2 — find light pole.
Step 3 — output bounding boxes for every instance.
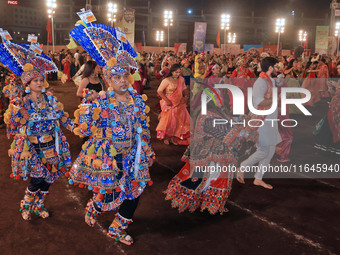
[107,2,118,27]
[228,32,236,44]
[335,22,340,56]
[298,30,307,47]
[46,0,56,54]
[156,30,164,47]
[221,14,230,54]
[275,18,285,56]
[164,10,173,49]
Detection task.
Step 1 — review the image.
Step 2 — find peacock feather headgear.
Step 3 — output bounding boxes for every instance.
[0,31,57,85]
[70,11,138,82]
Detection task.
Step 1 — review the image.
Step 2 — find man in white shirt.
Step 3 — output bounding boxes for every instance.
[238,57,281,189]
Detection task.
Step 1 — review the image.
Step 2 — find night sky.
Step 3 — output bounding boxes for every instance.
[21,0,331,18]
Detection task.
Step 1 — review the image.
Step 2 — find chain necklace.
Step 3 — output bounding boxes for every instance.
[116,92,131,126]
[29,93,47,116]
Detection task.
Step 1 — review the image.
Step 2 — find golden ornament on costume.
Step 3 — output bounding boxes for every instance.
[22,63,34,72]
[107,57,117,67]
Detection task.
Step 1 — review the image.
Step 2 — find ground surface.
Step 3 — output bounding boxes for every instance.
[0,79,339,255]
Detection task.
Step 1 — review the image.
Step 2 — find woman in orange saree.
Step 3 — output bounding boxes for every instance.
[156,64,190,145]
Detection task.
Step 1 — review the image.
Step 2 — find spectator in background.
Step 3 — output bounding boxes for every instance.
[59,49,65,71]
[74,50,80,72]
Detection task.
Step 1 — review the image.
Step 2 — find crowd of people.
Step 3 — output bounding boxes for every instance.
[0,16,339,247]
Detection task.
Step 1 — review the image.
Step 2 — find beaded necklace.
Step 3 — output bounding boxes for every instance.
[115,92,131,126]
[29,93,47,116]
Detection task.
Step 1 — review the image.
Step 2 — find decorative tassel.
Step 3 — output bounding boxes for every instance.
[82,142,89,151]
[110,145,117,157]
[87,144,95,155]
[23,141,29,151]
[96,147,103,157]
[10,140,16,150]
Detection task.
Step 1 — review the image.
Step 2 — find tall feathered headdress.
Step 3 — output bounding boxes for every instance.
[0,31,57,83]
[69,10,138,81]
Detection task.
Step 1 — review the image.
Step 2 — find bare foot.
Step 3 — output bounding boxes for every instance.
[21,211,31,221]
[107,230,134,245]
[119,234,134,246]
[170,137,178,145]
[236,168,245,184]
[163,139,170,145]
[253,178,273,189]
[36,210,49,219]
[85,214,96,227]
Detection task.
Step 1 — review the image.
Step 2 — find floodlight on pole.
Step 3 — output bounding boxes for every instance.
[275,18,285,56]
[221,14,230,54]
[108,2,118,27]
[46,0,57,53]
[156,30,164,47]
[228,32,236,44]
[164,10,173,49]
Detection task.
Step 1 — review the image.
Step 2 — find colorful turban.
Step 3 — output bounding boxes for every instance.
[102,57,129,81]
[21,63,45,85]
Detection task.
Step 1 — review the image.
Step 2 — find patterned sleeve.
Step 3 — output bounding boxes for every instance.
[47,92,74,132]
[5,98,31,158]
[4,98,27,138]
[136,94,155,160]
[74,98,102,137]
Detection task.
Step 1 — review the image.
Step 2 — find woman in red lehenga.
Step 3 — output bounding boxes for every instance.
[301,61,319,106]
[164,92,257,215]
[317,59,330,98]
[62,54,71,82]
[132,61,147,95]
[156,64,190,145]
[314,67,340,156]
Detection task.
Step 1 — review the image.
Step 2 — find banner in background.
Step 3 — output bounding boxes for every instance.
[193,22,207,52]
[115,8,135,46]
[315,26,329,52]
[221,44,240,55]
[244,45,263,52]
[263,45,278,55]
[174,43,187,54]
[204,44,214,53]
